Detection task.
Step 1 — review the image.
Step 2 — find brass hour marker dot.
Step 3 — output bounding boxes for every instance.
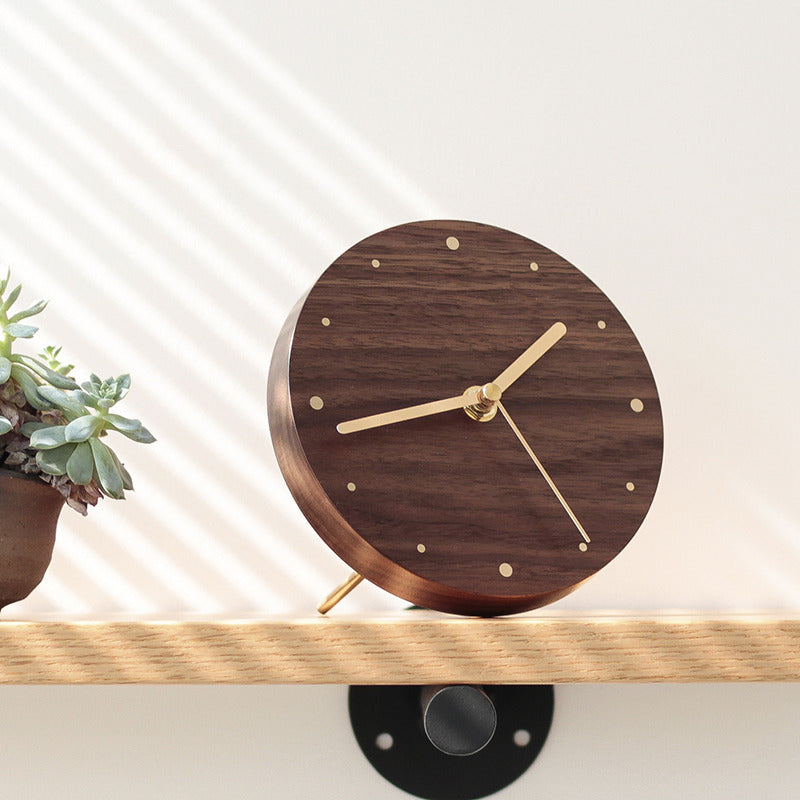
[446,236,460,250]
[309,395,324,410]
[529,262,539,271]
[347,482,356,492]
[371,259,380,268]
[597,320,606,329]
[321,317,331,326]
[630,398,644,413]
[499,562,513,578]
[626,481,635,492]
[579,542,588,552]
[417,543,426,554]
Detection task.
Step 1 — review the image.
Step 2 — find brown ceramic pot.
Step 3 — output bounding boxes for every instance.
[0,468,65,611]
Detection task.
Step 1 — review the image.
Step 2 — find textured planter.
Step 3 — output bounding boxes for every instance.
[0,468,65,612]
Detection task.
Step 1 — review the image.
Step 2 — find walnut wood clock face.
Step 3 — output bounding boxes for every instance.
[268,220,663,615]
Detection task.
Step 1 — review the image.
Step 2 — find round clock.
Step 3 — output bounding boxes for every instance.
[268,220,663,616]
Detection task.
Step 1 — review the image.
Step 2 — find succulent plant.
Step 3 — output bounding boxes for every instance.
[0,269,153,513]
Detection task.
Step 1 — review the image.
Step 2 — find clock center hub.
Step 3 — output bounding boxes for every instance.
[464,382,502,422]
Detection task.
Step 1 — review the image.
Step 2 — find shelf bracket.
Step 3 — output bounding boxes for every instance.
[349,683,554,799]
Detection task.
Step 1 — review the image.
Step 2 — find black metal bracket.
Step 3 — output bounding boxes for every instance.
[349,684,554,800]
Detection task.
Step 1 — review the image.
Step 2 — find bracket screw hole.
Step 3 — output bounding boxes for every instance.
[375,732,394,751]
[513,729,531,747]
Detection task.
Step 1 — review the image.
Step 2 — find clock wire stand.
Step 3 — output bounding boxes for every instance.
[317,571,364,614]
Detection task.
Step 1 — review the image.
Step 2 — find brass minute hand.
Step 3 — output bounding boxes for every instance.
[337,322,566,435]
[497,400,590,546]
[337,388,481,435]
[492,321,566,392]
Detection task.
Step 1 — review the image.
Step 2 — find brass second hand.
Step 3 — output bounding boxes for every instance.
[496,400,591,546]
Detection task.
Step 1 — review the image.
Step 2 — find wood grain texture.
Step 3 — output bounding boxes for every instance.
[269,221,663,615]
[1,614,800,684]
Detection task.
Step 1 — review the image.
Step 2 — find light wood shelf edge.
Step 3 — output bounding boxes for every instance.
[2,613,799,684]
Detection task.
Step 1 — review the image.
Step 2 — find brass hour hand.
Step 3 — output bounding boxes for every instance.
[337,388,481,435]
[493,321,566,393]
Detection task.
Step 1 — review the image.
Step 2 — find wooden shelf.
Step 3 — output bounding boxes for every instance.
[2,611,799,684]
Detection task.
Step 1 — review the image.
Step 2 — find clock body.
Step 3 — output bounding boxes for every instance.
[268,220,663,615]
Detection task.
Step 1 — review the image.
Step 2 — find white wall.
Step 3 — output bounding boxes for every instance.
[1,1,799,797]
[1,684,800,799]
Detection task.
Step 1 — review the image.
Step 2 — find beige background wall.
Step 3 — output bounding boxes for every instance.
[1,1,799,796]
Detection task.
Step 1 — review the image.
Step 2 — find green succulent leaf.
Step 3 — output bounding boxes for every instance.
[14,355,80,389]
[0,356,11,383]
[0,416,12,435]
[4,323,38,338]
[105,413,142,432]
[66,441,94,484]
[36,385,87,418]
[38,345,74,376]
[0,283,21,312]
[30,425,68,450]
[90,438,124,499]
[8,299,48,323]
[36,442,77,476]
[73,389,98,409]
[0,268,9,295]
[64,414,104,443]
[115,374,131,400]
[118,424,156,444]
[97,398,114,410]
[41,345,59,356]
[20,421,48,436]
[10,364,50,411]
[109,448,134,491]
